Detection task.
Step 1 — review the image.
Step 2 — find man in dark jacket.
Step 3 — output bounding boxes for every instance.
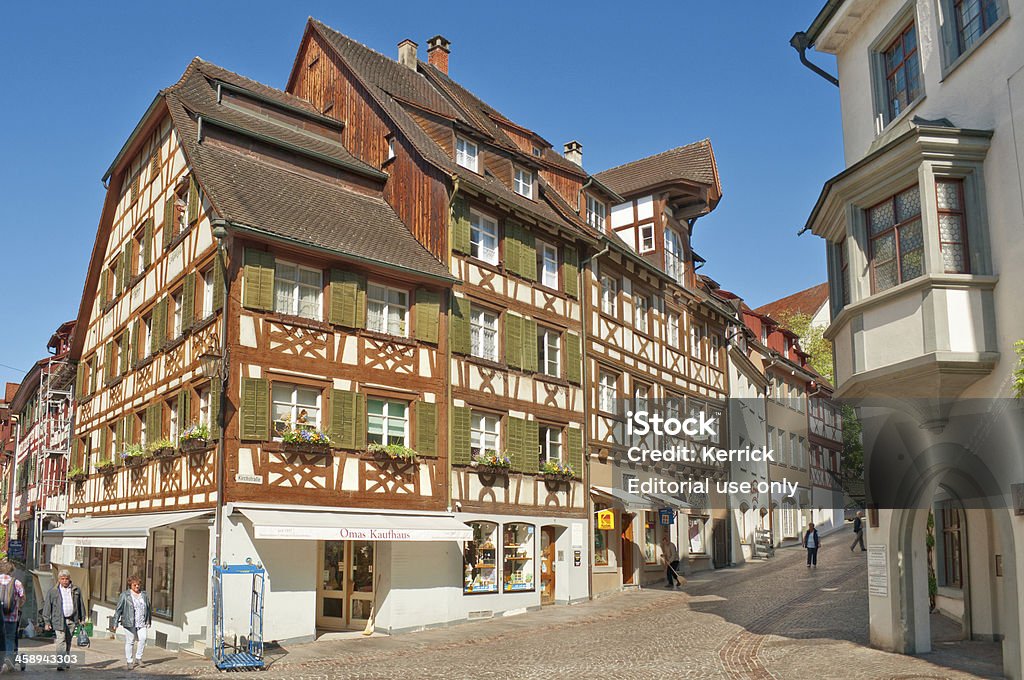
[41,570,86,671]
[802,523,821,568]
[851,511,866,551]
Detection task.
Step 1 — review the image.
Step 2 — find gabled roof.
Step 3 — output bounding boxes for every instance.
[594,139,721,199]
[164,60,452,280]
[754,283,830,321]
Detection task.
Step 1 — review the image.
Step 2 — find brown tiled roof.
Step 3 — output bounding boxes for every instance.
[754,283,830,320]
[594,139,719,197]
[166,61,452,280]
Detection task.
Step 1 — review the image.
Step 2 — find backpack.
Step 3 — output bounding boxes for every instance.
[0,578,17,617]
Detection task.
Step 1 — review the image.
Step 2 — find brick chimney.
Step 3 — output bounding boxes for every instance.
[563,140,583,167]
[427,35,451,74]
[397,39,418,70]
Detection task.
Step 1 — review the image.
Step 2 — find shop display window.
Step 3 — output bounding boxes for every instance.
[151,529,175,618]
[127,548,147,592]
[502,523,535,593]
[464,521,499,594]
[689,516,706,555]
[594,503,610,566]
[644,513,658,564]
[105,548,123,602]
[88,548,103,601]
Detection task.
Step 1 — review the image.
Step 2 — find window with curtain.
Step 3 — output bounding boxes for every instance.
[274,262,322,319]
[469,306,499,361]
[470,412,500,458]
[367,283,409,336]
[367,399,408,446]
[272,383,321,436]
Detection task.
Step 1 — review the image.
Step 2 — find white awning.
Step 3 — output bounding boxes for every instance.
[591,486,654,511]
[644,492,692,511]
[43,510,212,549]
[238,507,472,542]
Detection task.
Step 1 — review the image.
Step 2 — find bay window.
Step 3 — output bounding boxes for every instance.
[936,179,970,274]
[274,261,322,319]
[367,398,408,446]
[367,283,409,336]
[868,185,923,292]
[470,210,499,264]
[470,306,499,361]
[272,383,321,436]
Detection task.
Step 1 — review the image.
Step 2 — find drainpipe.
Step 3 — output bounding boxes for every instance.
[763,355,778,551]
[210,220,231,570]
[446,175,460,516]
[789,32,839,87]
[576,178,594,214]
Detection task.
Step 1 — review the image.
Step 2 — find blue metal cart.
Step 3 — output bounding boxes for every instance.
[212,561,266,671]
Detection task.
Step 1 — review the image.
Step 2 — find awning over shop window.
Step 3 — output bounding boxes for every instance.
[42,510,212,549]
[591,486,654,511]
[644,492,692,511]
[237,507,472,542]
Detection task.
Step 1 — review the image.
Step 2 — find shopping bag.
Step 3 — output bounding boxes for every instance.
[76,625,90,647]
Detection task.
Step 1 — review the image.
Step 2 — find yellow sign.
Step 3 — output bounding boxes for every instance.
[597,509,615,531]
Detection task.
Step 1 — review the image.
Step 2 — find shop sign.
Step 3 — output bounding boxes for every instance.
[597,509,615,531]
[658,508,674,526]
[7,540,23,560]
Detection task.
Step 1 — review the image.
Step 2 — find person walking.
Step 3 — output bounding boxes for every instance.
[660,536,684,589]
[112,576,152,670]
[851,511,866,551]
[803,522,821,568]
[0,561,26,671]
[41,569,85,671]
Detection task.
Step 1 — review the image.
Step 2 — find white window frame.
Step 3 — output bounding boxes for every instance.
[470,210,499,265]
[274,261,323,320]
[471,412,500,456]
[634,294,649,334]
[198,386,211,428]
[538,240,558,289]
[668,312,680,348]
[456,136,479,172]
[171,289,183,338]
[168,398,178,442]
[539,426,562,464]
[598,371,618,413]
[386,136,396,161]
[142,314,152,358]
[665,228,684,283]
[272,382,322,436]
[639,224,655,253]
[513,167,534,199]
[367,398,409,447]
[600,275,617,315]
[201,265,214,319]
[367,282,409,337]
[538,326,561,378]
[470,306,499,362]
[586,195,606,231]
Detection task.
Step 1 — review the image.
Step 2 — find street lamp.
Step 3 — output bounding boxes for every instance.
[197,349,223,380]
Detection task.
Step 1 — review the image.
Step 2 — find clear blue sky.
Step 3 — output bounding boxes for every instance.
[0,1,841,386]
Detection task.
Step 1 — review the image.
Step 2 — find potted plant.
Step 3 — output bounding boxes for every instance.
[539,460,575,482]
[281,427,331,454]
[178,423,210,453]
[67,466,88,484]
[473,450,512,474]
[146,438,177,459]
[94,458,117,475]
[120,444,146,468]
[367,442,418,463]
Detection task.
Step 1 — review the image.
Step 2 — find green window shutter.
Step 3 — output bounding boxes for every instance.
[100,428,109,462]
[182,271,196,329]
[330,389,364,450]
[505,313,523,369]
[243,249,275,312]
[124,244,134,287]
[147,404,162,441]
[75,362,85,399]
[450,295,471,355]
[177,390,191,430]
[124,414,134,445]
[566,332,582,385]
[354,392,366,450]
[507,416,525,472]
[187,175,200,225]
[151,297,167,353]
[129,320,140,367]
[209,383,222,439]
[504,222,520,276]
[212,252,224,312]
[239,377,269,441]
[521,317,538,373]
[162,199,174,250]
[118,334,129,375]
[413,289,441,343]
[142,218,153,269]
[99,268,110,304]
[415,401,438,457]
[451,196,470,254]
[524,419,539,473]
[451,406,471,465]
[519,224,537,282]
[103,341,114,382]
[115,248,126,295]
[329,269,367,328]
[566,426,584,479]
[563,245,579,299]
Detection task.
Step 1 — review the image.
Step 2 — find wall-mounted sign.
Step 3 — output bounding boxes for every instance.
[1012,484,1024,516]
[597,509,615,531]
[658,508,674,526]
[867,544,888,597]
[235,473,264,485]
[573,550,581,567]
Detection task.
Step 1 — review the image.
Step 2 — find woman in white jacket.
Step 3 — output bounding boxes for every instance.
[111,576,152,669]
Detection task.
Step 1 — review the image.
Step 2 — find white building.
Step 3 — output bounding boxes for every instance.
[797,0,1024,676]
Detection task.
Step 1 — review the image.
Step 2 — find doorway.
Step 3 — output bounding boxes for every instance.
[712,519,729,569]
[621,513,635,585]
[316,540,376,631]
[540,526,556,605]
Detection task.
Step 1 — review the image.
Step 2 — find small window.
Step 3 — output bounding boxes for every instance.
[456,136,478,172]
[868,185,923,292]
[513,167,533,199]
[668,313,680,348]
[935,179,970,273]
[274,261,323,319]
[838,238,851,308]
[531,146,542,157]
[594,503,611,566]
[539,425,562,464]
[386,136,396,161]
[953,0,1000,56]
[691,321,707,360]
[639,224,655,253]
[665,229,685,283]
[198,386,211,429]
[367,283,409,336]
[634,295,649,334]
[881,23,921,122]
[600,275,617,315]
[537,241,559,289]
[168,396,179,442]
[470,412,500,458]
[470,210,499,264]
[171,288,183,339]
[586,195,607,231]
[367,398,408,446]
[200,265,215,319]
[134,229,146,276]
[537,326,561,378]
[272,383,322,436]
[598,370,618,413]
[633,383,649,413]
[470,306,499,361]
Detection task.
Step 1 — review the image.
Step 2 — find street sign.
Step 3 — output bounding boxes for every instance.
[658,508,674,526]
[7,540,24,560]
[597,509,615,531]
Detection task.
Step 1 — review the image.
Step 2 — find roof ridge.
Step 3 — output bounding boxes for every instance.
[595,138,710,176]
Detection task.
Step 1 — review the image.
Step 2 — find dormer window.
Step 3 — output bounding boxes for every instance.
[532,146,542,157]
[386,135,396,161]
[513,167,533,199]
[639,224,655,253]
[456,136,478,173]
[586,195,606,231]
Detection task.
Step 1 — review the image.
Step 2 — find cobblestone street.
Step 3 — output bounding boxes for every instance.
[17,538,1003,679]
